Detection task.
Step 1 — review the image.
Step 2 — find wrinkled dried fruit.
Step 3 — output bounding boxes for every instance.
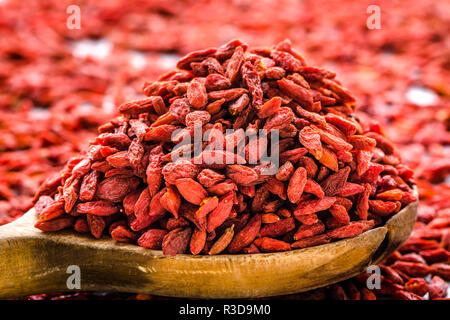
[162,228,192,256]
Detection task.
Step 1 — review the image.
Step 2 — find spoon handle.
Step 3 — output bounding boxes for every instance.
[0,236,62,298]
[0,211,88,298]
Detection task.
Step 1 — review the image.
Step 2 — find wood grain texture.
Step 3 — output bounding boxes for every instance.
[0,195,417,299]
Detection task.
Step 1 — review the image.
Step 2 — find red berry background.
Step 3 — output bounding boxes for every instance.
[1,0,449,300]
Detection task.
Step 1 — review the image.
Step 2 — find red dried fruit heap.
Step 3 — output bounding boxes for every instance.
[33,39,417,256]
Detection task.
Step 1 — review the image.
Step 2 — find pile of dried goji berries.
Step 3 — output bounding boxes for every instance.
[33,39,417,257]
[1,0,448,300]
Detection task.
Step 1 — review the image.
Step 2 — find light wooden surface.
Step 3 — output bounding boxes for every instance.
[0,199,417,299]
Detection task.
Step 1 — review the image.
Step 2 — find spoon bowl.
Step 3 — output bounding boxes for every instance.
[0,196,417,299]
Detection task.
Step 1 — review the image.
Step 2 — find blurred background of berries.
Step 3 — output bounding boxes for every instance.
[1,0,449,300]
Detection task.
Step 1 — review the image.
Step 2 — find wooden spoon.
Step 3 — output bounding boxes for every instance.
[0,198,417,299]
